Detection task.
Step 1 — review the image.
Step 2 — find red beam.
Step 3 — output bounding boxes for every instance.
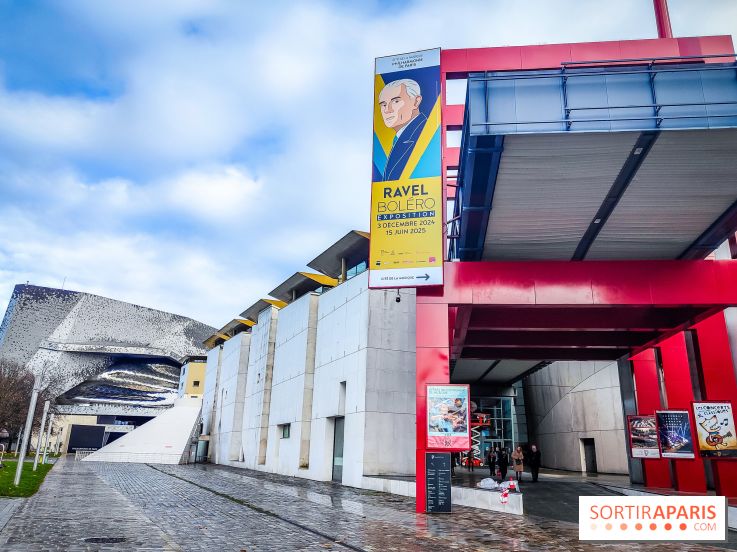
[653,0,673,39]
[464,330,659,348]
[658,333,707,493]
[691,313,737,499]
[440,36,733,75]
[631,350,673,489]
[419,261,737,308]
[461,347,624,361]
[467,306,708,332]
[451,306,472,357]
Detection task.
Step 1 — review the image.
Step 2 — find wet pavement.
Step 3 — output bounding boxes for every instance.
[0,455,734,551]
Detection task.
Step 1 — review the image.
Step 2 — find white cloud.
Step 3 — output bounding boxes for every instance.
[1,0,735,328]
[162,165,262,221]
[0,211,273,327]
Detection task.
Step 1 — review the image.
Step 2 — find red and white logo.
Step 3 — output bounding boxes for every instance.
[579,496,727,542]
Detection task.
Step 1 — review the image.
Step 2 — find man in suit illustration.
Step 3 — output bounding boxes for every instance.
[378,78,428,181]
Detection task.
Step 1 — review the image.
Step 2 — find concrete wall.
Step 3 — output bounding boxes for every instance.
[364,283,416,478]
[201,345,220,437]
[212,332,250,463]
[241,306,278,469]
[201,270,416,488]
[524,360,629,474]
[265,292,317,477]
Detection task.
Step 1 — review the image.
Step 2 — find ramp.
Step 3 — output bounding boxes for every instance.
[82,397,202,464]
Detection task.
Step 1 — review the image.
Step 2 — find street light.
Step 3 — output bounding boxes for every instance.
[14,362,48,486]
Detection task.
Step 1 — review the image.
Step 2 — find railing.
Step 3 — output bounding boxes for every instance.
[467,53,737,132]
[74,449,96,461]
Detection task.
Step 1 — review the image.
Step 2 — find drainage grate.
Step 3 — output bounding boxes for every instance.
[84,537,127,544]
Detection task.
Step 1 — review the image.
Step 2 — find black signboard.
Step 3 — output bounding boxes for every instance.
[425,452,452,513]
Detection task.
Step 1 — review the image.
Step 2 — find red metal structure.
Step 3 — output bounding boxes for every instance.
[415,2,737,512]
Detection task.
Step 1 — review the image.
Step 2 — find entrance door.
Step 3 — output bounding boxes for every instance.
[332,417,345,482]
[581,438,598,474]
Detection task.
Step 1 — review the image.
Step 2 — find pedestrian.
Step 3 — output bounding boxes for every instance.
[486,447,496,477]
[451,451,457,476]
[529,444,542,482]
[498,448,509,480]
[467,447,475,472]
[512,445,524,481]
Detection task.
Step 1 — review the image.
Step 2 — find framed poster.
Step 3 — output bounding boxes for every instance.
[426,384,470,450]
[627,415,660,458]
[656,410,695,459]
[692,401,737,458]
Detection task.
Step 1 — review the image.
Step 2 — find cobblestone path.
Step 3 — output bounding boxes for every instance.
[0,456,734,551]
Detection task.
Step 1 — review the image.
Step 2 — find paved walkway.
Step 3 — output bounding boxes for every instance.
[0,455,734,551]
[0,498,22,532]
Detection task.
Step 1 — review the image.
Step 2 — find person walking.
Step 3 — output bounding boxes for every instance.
[486,447,496,477]
[512,446,525,482]
[467,447,475,472]
[498,448,509,481]
[529,444,542,482]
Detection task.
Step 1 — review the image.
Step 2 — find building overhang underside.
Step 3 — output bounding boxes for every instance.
[444,43,737,386]
[427,261,737,385]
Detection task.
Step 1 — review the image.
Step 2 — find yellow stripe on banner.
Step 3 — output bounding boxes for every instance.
[373,74,395,157]
[399,96,440,180]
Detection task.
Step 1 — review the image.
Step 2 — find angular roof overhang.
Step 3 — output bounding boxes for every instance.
[203,318,255,349]
[307,230,369,279]
[269,272,338,303]
[240,299,287,323]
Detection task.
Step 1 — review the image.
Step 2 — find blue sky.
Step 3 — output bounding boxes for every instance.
[1,0,736,327]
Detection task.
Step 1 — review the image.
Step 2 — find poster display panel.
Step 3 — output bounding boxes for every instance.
[692,401,737,458]
[656,410,695,459]
[426,384,470,449]
[627,415,660,458]
[369,48,443,288]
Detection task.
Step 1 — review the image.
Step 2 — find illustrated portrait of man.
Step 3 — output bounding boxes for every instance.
[378,78,428,181]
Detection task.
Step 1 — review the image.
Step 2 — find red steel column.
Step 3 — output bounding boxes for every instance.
[415,293,450,513]
[653,0,673,39]
[631,349,672,489]
[691,312,737,499]
[658,332,707,493]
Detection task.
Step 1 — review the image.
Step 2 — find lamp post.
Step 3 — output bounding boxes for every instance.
[42,414,54,465]
[32,400,50,472]
[14,363,48,486]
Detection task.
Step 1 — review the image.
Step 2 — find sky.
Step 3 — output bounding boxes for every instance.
[1,0,736,328]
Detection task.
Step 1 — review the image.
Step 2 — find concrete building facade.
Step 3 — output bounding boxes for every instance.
[524,361,629,474]
[202,234,417,487]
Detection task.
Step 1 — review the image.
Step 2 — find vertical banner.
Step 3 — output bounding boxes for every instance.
[369,48,443,288]
[692,401,737,458]
[627,415,661,458]
[426,384,470,449]
[656,410,696,459]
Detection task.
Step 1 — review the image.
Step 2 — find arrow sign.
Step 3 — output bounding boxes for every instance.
[417,274,430,281]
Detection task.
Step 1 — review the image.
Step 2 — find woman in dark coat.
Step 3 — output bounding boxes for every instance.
[497,448,509,480]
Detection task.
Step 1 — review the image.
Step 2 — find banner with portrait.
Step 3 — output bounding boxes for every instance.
[692,401,737,458]
[656,410,696,459]
[627,415,660,458]
[369,48,443,289]
[426,384,470,450]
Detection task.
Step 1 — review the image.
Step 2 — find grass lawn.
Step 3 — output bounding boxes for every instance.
[0,460,54,497]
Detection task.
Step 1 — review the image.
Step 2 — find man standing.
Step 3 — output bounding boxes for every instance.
[529,444,542,482]
[377,79,428,181]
